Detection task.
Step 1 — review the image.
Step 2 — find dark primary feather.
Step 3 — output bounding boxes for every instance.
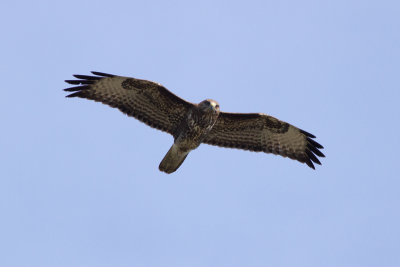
[90,71,115,77]
[300,129,316,138]
[73,74,103,80]
[65,79,95,85]
[64,85,90,92]
[64,71,194,135]
[203,112,325,169]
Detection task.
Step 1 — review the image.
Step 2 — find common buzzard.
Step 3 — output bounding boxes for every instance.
[64,72,325,174]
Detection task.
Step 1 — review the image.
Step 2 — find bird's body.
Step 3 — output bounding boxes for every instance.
[64,72,325,174]
[175,100,220,150]
[159,99,220,173]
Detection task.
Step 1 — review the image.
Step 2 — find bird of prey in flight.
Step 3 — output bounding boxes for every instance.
[64,71,325,174]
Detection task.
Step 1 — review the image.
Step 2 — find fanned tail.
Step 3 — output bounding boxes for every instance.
[159,144,189,174]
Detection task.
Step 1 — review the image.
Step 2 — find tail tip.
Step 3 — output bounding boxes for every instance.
[159,163,175,174]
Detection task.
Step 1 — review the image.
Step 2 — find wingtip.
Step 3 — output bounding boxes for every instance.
[306,149,322,165]
[91,71,115,77]
[64,85,90,92]
[65,91,87,98]
[305,159,315,170]
[300,129,316,138]
[308,138,324,149]
[307,142,325,158]
[65,93,77,98]
[303,134,325,169]
[72,74,102,80]
[65,79,81,85]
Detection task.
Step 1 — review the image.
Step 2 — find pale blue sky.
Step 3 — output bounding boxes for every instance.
[1,0,399,266]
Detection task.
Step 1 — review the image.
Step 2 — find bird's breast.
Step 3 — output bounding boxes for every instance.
[174,110,218,151]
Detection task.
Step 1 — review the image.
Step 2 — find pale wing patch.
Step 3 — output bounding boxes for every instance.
[262,125,307,157]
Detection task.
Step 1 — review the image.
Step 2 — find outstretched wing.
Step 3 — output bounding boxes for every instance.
[203,112,325,169]
[64,71,194,135]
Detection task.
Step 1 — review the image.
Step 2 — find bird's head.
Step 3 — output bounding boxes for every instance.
[199,99,220,114]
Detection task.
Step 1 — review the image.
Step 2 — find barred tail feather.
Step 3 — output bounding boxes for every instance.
[159,144,189,174]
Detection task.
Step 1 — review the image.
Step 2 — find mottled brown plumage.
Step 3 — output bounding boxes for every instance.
[64,71,325,173]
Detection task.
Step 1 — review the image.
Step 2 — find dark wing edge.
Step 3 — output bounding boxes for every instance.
[64,71,115,93]
[64,71,193,135]
[203,112,325,169]
[297,129,325,169]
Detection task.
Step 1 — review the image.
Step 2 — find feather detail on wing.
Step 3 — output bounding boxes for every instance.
[64,71,193,135]
[202,112,325,169]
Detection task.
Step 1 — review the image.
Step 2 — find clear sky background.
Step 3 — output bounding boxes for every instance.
[1,0,399,266]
